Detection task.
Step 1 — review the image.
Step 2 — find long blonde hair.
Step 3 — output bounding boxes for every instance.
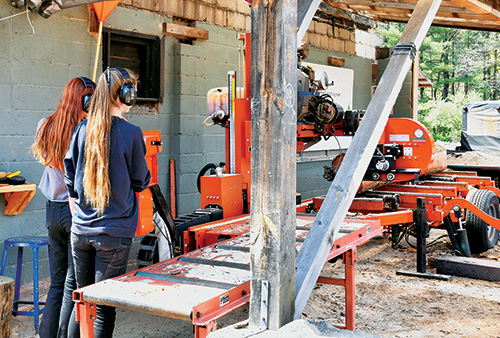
[83,68,137,214]
[32,78,92,171]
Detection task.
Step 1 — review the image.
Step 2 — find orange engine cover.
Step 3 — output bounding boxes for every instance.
[378,118,443,179]
[200,174,243,218]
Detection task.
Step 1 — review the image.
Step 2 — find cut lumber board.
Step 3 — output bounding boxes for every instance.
[162,23,208,40]
[436,254,500,281]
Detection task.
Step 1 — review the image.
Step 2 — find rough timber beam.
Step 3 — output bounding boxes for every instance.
[294,0,443,319]
[250,0,297,330]
[298,0,323,43]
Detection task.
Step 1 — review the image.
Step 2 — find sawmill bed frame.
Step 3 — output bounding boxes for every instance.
[73,215,382,338]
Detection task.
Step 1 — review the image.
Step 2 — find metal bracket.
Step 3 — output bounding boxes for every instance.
[393,42,417,61]
[259,280,269,330]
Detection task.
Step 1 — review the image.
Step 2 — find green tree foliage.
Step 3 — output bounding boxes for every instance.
[419,91,482,142]
[377,23,500,141]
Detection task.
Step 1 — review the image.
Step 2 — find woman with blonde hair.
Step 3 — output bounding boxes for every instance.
[33,76,94,338]
[64,68,150,337]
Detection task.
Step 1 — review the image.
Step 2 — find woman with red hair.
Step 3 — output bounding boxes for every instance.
[32,77,94,338]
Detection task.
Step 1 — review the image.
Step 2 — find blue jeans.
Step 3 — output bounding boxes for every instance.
[39,201,78,338]
[70,233,132,338]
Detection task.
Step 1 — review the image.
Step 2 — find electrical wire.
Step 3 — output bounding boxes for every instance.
[153,209,174,258]
[203,115,215,126]
[0,9,28,21]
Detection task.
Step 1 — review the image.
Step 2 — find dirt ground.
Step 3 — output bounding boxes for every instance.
[9,231,500,338]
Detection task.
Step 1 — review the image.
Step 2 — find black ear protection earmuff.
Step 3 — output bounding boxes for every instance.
[79,77,95,113]
[105,67,137,106]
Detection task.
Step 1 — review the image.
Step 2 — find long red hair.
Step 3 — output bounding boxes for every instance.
[32,78,93,171]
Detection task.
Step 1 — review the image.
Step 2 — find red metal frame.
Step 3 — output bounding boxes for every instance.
[183,215,382,331]
[316,248,357,330]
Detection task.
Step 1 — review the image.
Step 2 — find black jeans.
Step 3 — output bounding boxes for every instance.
[70,233,132,338]
[39,200,78,338]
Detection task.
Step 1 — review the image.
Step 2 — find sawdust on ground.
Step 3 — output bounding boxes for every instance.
[10,233,500,338]
[447,151,500,166]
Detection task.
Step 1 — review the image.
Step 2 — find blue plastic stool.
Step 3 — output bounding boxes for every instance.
[0,236,51,333]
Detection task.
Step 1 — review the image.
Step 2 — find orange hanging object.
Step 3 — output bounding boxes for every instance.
[93,0,121,23]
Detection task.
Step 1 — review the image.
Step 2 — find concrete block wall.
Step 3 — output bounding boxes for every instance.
[171,24,242,214]
[0,1,391,286]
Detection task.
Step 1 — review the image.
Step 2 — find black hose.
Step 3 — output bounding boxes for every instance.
[197,163,218,193]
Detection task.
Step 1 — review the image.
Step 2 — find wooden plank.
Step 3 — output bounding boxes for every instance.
[436,254,500,281]
[4,188,36,216]
[297,0,323,43]
[162,22,209,40]
[0,183,36,193]
[294,0,443,320]
[250,0,297,330]
[328,56,345,67]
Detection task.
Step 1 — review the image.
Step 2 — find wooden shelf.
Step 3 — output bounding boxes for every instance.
[0,183,36,215]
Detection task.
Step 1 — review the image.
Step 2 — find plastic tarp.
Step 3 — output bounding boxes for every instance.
[461,101,500,152]
[28,0,116,18]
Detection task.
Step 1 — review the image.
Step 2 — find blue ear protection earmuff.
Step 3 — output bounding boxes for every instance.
[79,77,95,113]
[106,67,137,106]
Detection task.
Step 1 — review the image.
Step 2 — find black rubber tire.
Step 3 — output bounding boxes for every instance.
[465,189,500,254]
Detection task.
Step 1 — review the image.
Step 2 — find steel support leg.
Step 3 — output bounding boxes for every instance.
[194,320,217,338]
[316,248,357,331]
[344,249,357,331]
[415,198,428,273]
[74,291,96,338]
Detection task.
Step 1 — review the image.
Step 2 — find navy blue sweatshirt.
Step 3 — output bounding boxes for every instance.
[64,117,151,238]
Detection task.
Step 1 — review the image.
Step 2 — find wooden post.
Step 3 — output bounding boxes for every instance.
[0,276,14,338]
[294,0,443,319]
[249,0,297,330]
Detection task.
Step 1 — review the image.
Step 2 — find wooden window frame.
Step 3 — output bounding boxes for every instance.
[102,28,163,104]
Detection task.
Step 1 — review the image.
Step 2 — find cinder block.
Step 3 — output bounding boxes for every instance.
[216,25,239,46]
[344,40,356,56]
[69,19,91,43]
[177,193,201,214]
[35,15,70,41]
[178,75,205,96]
[316,22,329,36]
[214,8,227,26]
[33,62,70,87]
[183,0,197,20]
[205,5,215,24]
[11,136,36,162]
[12,85,57,111]
[228,12,246,31]
[0,85,12,109]
[176,153,205,174]
[333,38,344,52]
[339,28,351,40]
[236,0,251,14]
[320,34,329,50]
[217,0,237,11]
[133,0,159,11]
[178,173,199,194]
[170,0,184,17]
[196,3,208,21]
[244,15,251,31]
[12,35,53,63]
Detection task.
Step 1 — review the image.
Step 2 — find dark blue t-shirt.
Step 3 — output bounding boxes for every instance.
[64,117,151,238]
